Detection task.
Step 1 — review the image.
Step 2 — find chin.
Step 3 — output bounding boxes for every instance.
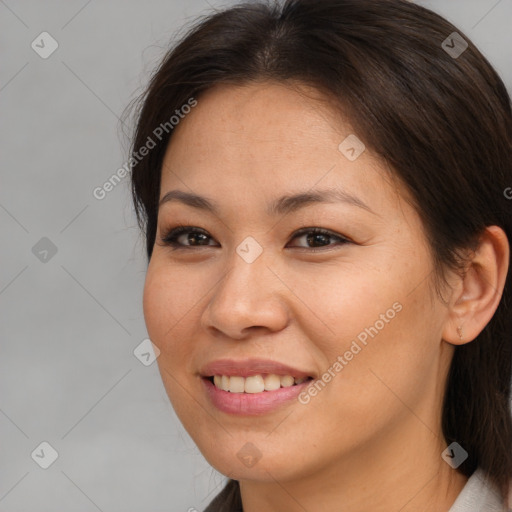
[191,431,312,483]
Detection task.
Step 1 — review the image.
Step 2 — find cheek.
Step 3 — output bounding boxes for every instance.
[324,287,443,424]
[142,263,197,412]
[142,258,210,373]
[142,269,166,341]
[296,256,441,410]
[281,258,401,356]
[142,262,186,354]
[142,259,194,338]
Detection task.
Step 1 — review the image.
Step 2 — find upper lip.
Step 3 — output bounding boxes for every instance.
[200,358,313,378]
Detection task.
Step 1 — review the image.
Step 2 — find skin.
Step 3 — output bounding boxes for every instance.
[143,81,509,512]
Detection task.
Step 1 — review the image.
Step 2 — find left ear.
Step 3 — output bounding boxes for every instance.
[442,225,510,345]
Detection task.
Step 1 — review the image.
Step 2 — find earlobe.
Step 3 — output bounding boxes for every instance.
[442,225,510,346]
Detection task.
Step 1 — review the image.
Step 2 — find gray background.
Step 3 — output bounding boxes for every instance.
[1,1,511,511]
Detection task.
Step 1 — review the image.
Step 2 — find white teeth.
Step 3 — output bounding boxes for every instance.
[211,373,309,393]
[229,376,245,393]
[280,375,295,387]
[244,375,265,393]
[264,374,281,391]
[221,375,230,391]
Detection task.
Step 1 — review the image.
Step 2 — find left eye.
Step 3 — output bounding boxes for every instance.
[160,226,351,251]
[288,227,351,250]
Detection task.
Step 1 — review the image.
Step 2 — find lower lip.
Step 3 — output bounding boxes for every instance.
[202,377,312,415]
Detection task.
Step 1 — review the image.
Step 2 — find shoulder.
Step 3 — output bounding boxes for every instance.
[448,468,511,512]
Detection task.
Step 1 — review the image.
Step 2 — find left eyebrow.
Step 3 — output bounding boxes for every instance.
[267,188,377,216]
[158,187,378,217]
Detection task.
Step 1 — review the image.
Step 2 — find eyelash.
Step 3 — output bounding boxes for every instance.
[160,225,352,252]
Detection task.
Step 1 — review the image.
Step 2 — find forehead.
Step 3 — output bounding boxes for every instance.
[167,81,344,154]
[159,81,407,220]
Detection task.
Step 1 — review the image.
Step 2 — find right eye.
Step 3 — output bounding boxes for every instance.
[160,225,218,249]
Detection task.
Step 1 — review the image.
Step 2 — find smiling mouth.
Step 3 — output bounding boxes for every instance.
[206,374,314,393]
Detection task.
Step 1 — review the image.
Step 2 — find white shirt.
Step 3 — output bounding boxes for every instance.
[448,468,509,512]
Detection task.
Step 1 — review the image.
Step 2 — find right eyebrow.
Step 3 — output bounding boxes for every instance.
[159,189,217,212]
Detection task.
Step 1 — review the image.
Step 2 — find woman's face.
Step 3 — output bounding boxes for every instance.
[143,82,456,483]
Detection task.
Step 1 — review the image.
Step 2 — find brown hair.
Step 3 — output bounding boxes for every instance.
[128,0,512,502]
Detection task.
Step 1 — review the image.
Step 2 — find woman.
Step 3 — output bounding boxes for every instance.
[128,0,512,510]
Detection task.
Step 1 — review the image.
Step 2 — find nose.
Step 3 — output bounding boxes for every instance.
[200,248,290,340]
